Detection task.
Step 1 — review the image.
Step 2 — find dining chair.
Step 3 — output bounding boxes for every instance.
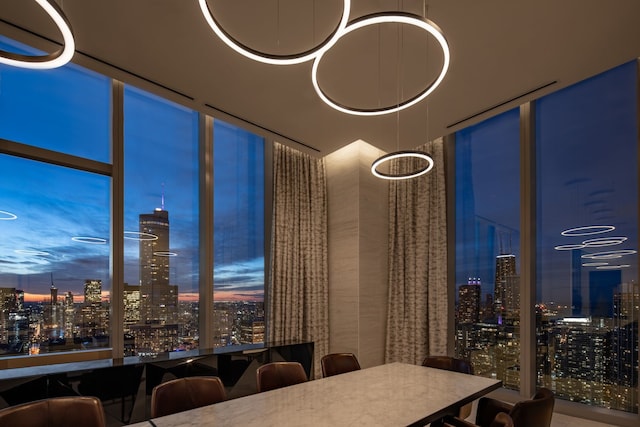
[256,361,308,392]
[422,355,474,422]
[151,376,226,418]
[474,387,555,427]
[320,352,361,377]
[0,396,106,427]
[444,412,514,427]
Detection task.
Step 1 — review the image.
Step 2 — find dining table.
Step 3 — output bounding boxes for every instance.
[131,362,502,427]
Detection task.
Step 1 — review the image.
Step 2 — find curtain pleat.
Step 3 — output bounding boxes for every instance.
[268,142,328,378]
[385,138,448,364]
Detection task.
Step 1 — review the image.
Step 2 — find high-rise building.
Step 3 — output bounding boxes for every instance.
[123,283,141,327]
[494,254,516,317]
[571,249,583,315]
[588,270,621,318]
[611,282,639,412]
[84,279,102,305]
[458,278,481,323]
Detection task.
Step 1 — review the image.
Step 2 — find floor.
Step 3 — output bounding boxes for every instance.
[550,412,614,427]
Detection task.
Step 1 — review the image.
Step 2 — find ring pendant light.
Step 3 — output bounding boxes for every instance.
[311,11,450,116]
[0,0,75,69]
[371,150,434,180]
[197,0,351,65]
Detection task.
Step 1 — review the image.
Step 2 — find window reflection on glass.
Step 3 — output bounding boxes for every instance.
[536,61,638,413]
[0,35,111,163]
[123,86,199,356]
[455,108,521,390]
[0,155,110,356]
[213,120,265,348]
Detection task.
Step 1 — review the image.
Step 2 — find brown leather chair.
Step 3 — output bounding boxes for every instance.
[151,376,226,418]
[422,356,474,420]
[444,412,514,427]
[321,353,361,377]
[474,388,555,427]
[0,396,106,427]
[256,361,308,392]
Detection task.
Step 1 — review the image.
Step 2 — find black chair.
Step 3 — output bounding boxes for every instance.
[0,396,106,427]
[256,361,308,392]
[474,388,555,427]
[422,356,474,421]
[151,376,226,418]
[444,412,514,427]
[321,353,361,377]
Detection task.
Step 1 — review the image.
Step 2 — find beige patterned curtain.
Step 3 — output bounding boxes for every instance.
[385,137,448,364]
[268,142,329,379]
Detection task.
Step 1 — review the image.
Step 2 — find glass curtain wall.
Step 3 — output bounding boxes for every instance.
[536,61,638,413]
[455,60,639,414]
[212,121,265,347]
[454,108,521,390]
[0,36,111,356]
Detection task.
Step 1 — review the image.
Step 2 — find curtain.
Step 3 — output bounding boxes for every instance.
[268,142,329,379]
[385,137,448,364]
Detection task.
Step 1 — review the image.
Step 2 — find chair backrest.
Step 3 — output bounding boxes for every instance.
[422,355,474,419]
[490,412,514,427]
[151,376,226,418]
[321,353,361,377]
[256,361,308,392]
[0,396,106,427]
[422,355,474,375]
[509,388,555,427]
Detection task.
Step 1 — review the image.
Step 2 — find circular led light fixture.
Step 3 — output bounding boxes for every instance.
[0,210,18,220]
[581,249,637,259]
[554,244,585,251]
[371,150,434,180]
[312,12,450,116]
[72,236,107,244]
[124,231,158,241]
[198,0,351,65]
[153,251,178,257]
[581,236,627,248]
[560,225,615,236]
[596,264,630,270]
[0,0,75,69]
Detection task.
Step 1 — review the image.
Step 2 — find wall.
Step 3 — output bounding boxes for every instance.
[325,140,389,368]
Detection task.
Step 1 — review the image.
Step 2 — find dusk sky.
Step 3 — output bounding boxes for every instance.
[0,35,265,302]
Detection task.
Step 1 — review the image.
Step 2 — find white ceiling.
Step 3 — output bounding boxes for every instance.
[1,0,640,156]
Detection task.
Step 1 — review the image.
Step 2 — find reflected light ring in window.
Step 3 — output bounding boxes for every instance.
[560,225,615,236]
[554,244,585,250]
[0,210,18,220]
[71,236,107,244]
[581,236,627,247]
[581,249,637,259]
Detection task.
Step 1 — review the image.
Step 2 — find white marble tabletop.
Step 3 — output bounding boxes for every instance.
[133,362,501,427]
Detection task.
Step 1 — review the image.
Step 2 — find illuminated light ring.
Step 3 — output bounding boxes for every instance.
[124,231,158,241]
[581,262,609,267]
[71,236,107,244]
[581,236,627,248]
[560,225,615,236]
[581,249,637,259]
[198,0,351,65]
[553,244,585,251]
[15,249,50,256]
[371,150,434,180]
[0,210,18,220]
[596,264,630,270]
[153,251,178,257]
[0,0,75,69]
[312,12,450,116]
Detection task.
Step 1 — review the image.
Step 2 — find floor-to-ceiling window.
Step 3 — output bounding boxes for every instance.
[0,34,267,362]
[536,61,638,413]
[455,60,639,417]
[212,121,265,347]
[454,108,521,390]
[0,36,112,356]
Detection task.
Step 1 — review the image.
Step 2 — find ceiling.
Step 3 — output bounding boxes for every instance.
[1,0,640,156]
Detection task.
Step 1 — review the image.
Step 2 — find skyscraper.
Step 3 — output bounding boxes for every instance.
[494,254,516,318]
[458,278,481,323]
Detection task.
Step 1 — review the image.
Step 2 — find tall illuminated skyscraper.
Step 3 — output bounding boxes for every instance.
[84,279,102,305]
[494,254,516,317]
[458,278,481,323]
